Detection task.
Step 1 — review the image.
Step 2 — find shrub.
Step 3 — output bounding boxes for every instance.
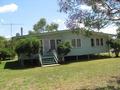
[15,37,41,56]
[0,48,15,60]
[107,39,120,57]
[57,41,71,62]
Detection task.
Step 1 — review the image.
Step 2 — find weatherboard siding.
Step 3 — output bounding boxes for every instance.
[40,31,109,56]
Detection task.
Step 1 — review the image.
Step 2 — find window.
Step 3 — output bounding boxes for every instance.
[77,39,81,47]
[50,40,56,50]
[71,39,81,48]
[100,38,103,46]
[91,38,95,47]
[96,39,99,46]
[71,39,76,47]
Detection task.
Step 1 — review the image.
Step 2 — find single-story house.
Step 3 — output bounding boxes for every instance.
[15,30,111,66]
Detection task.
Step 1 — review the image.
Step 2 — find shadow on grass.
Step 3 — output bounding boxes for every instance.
[4,55,118,70]
[4,60,40,70]
[81,76,120,90]
[63,54,112,64]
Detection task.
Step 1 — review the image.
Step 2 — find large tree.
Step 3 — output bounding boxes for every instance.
[33,18,59,33]
[46,23,59,32]
[58,0,120,30]
[33,18,46,33]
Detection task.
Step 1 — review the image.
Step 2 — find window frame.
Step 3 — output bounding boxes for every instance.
[96,38,100,46]
[76,39,81,47]
[91,38,95,47]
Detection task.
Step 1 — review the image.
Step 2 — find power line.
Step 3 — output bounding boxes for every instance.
[1,23,23,37]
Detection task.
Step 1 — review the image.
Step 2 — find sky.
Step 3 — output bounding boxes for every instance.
[0,0,117,38]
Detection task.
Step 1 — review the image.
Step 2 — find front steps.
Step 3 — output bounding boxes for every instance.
[42,56,57,65]
[39,50,59,67]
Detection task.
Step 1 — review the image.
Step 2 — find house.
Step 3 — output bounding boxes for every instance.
[16,30,111,66]
[35,30,110,56]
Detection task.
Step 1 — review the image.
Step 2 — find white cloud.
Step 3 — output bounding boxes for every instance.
[53,19,65,24]
[0,3,18,13]
[53,19,67,30]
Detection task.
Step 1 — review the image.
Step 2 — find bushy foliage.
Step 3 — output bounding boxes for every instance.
[15,37,41,56]
[107,39,120,57]
[0,36,15,61]
[0,48,15,60]
[57,41,71,62]
[33,18,59,33]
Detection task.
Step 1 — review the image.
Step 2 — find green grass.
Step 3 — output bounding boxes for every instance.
[0,57,120,90]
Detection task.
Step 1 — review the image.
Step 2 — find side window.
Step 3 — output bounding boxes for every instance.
[91,38,95,47]
[96,39,99,46]
[100,38,104,46]
[77,39,81,47]
[71,39,76,48]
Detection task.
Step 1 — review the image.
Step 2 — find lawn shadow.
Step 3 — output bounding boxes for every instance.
[63,54,113,64]
[4,60,41,70]
[81,76,120,90]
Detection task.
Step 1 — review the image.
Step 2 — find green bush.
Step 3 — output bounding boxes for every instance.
[15,37,41,56]
[0,48,15,60]
[107,39,120,57]
[57,41,71,62]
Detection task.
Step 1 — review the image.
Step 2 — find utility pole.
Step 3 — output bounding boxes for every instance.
[2,23,22,37]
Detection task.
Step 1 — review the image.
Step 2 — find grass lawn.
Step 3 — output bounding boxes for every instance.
[0,57,120,90]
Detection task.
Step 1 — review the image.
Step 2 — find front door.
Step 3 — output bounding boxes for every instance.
[50,40,56,50]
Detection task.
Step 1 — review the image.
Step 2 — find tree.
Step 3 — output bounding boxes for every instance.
[33,18,46,33]
[117,27,120,38]
[28,30,35,35]
[107,39,120,57]
[107,26,120,57]
[0,36,6,48]
[58,0,120,30]
[15,37,41,56]
[33,18,59,33]
[46,23,59,32]
[57,41,71,63]
[0,36,15,61]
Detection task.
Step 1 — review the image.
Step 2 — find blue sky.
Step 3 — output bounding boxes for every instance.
[0,0,67,38]
[0,0,117,38]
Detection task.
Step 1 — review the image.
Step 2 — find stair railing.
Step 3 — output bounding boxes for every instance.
[52,50,59,64]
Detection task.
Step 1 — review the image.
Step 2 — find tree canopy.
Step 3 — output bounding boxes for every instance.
[33,18,46,33]
[58,0,120,30]
[117,27,120,38]
[33,18,59,33]
[15,37,41,55]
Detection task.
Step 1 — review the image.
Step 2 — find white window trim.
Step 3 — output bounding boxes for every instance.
[71,38,82,48]
[49,39,62,50]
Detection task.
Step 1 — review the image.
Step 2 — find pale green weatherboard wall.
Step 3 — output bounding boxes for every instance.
[39,30,109,56]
